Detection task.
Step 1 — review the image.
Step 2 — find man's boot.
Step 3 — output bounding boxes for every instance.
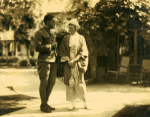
[40,103,51,113]
[46,92,55,110]
[46,98,55,110]
[47,104,55,110]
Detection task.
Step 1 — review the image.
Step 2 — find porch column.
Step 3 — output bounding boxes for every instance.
[3,41,8,57]
[10,41,14,57]
[15,42,19,57]
[117,33,119,66]
[134,29,137,64]
[27,44,30,65]
[2,41,5,56]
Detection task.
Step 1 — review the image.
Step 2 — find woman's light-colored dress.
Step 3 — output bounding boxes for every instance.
[59,32,88,101]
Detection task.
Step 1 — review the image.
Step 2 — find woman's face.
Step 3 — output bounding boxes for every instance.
[68,24,76,33]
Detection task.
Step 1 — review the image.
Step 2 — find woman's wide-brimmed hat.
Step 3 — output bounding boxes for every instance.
[68,19,80,30]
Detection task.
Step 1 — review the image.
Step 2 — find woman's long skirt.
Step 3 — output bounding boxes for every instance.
[64,62,87,101]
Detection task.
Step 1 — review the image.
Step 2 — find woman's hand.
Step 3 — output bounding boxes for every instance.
[68,59,76,67]
[76,55,81,61]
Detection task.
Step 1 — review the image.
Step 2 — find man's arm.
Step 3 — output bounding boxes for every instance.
[35,31,57,52]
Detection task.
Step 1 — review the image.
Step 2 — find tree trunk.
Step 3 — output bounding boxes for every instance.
[85,33,97,80]
[79,29,97,80]
[89,55,97,80]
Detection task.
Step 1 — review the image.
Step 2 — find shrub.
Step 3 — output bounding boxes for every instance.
[7,57,19,63]
[20,60,28,66]
[12,57,19,62]
[0,57,6,63]
[30,58,37,66]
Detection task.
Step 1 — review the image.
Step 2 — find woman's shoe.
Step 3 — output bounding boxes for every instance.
[84,106,91,110]
[68,103,75,110]
[84,103,91,110]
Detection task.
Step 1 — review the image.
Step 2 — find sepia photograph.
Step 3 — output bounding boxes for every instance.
[0,0,150,116]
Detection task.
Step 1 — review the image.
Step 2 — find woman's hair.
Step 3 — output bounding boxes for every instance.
[68,19,80,30]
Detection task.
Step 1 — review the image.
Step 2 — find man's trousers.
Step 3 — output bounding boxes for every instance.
[38,62,57,104]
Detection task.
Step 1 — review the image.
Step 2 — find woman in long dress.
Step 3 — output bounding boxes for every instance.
[59,19,89,110]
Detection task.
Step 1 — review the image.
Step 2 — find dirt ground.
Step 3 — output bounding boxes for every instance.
[1,68,150,117]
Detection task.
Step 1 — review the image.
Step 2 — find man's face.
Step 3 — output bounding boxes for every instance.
[47,18,55,29]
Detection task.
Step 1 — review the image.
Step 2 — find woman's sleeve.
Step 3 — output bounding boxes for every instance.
[82,36,89,69]
[59,36,69,62]
[59,37,67,56]
[77,36,89,73]
[81,36,88,57]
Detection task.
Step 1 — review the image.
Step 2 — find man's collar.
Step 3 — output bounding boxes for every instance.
[44,25,49,28]
[44,25,50,32]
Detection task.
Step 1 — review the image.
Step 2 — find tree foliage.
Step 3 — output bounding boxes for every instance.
[79,0,150,41]
[0,0,43,43]
[77,0,150,72]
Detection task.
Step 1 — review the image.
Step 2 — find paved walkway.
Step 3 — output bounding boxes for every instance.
[1,68,150,117]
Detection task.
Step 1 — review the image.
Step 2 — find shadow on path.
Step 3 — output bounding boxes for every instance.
[112,105,150,117]
[0,94,37,116]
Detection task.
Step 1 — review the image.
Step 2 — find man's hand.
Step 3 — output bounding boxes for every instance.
[51,42,57,50]
[61,56,70,62]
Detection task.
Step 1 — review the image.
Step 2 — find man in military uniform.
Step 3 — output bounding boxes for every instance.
[35,14,57,113]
